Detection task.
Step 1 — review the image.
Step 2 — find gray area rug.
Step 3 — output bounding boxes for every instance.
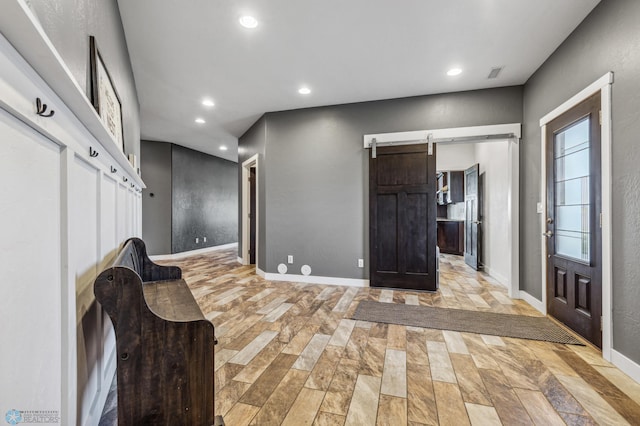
[352,301,583,345]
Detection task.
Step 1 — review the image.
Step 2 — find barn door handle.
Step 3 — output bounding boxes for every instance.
[543,231,554,238]
[473,220,482,225]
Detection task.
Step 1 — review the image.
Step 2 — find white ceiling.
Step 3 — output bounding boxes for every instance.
[117,0,600,162]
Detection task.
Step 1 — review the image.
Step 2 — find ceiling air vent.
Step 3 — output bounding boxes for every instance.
[487,67,503,79]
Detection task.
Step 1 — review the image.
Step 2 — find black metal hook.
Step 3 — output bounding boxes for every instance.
[35,98,55,117]
[130,183,135,188]
[123,176,128,182]
[110,166,117,173]
[89,147,99,157]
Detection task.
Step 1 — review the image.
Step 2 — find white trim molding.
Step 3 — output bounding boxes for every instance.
[518,291,546,315]
[264,272,370,287]
[241,154,259,266]
[539,72,614,361]
[149,242,238,261]
[611,350,640,385]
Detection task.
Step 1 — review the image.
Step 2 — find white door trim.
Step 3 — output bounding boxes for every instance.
[539,72,613,360]
[364,123,521,299]
[241,154,259,266]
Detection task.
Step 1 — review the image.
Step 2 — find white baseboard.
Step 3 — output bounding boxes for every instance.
[85,347,116,426]
[517,290,546,314]
[483,266,509,288]
[256,268,266,278]
[612,349,640,384]
[150,242,238,261]
[237,256,245,265]
[263,272,369,287]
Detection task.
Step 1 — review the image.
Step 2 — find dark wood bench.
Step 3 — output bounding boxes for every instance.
[94,237,224,425]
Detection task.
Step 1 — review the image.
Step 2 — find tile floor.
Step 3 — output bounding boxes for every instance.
[101,250,640,425]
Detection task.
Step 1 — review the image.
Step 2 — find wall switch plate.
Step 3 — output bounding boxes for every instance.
[203,237,207,243]
[358,259,364,268]
[536,202,543,214]
[195,237,199,244]
[287,255,293,264]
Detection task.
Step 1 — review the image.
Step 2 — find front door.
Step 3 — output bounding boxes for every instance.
[546,92,602,348]
[370,144,437,291]
[464,164,481,270]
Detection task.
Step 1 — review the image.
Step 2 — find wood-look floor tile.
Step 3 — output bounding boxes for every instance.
[332,287,358,313]
[379,289,394,303]
[215,379,251,416]
[479,368,534,425]
[381,349,407,397]
[407,363,438,425]
[282,324,320,355]
[293,333,332,371]
[229,330,279,365]
[480,335,505,346]
[594,365,640,406]
[256,296,289,315]
[263,302,293,322]
[405,294,420,305]
[514,388,565,425]
[556,374,630,425]
[468,293,491,309]
[281,387,325,426]
[240,353,298,406]
[464,403,502,426]
[345,375,381,426]
[247,288,275,302]
[443,330,470,354]
[250,369,310,425]
[328,319,356,347]
[433,381,471,426]
[233,340,286,383]
[360,337,387,377]
[450,354,491,406]
[321,358,360,416]
[376,395,407,426]
[427,341,457,383]
[215,348,239,371]
[387,324,407,350]
[305,346,344,391]
[344,326,369,360]
[313,412,345,426]
[222,402,259,426]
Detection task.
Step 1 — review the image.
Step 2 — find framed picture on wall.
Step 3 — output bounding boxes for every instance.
[89,35,124,153]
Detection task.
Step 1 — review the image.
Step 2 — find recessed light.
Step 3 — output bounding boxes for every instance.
[239,16,258,29]
[195,118,206,124]
[219,146,228,151]
[298,87,311,95]
[447,68,463,76]
[202,99,215,107]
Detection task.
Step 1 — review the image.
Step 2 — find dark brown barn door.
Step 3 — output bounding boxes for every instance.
[464,164,481,270]
[249,167,256,264]
[546,92,602,348]
[370,144,437,291]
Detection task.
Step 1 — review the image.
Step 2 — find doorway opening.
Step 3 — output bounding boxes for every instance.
[241,154,259,266]
[365,123,521,298]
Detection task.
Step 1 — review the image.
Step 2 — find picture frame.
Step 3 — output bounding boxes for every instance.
[89,35,124,153]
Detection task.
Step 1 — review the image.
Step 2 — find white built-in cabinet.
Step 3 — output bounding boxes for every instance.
[0,6,144,425]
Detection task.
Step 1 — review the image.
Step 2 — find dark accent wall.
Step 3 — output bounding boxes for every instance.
[141,141,172,255]
[522,0,640,363]
[172,145,238,253]
[141,141,238,255]
[28,0,141,159]
[238,87,523,276]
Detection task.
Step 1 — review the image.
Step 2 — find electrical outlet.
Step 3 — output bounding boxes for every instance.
[287,255,293,264]
[358,259,364,268]
[195,237,199,244]
[203,237,207,243]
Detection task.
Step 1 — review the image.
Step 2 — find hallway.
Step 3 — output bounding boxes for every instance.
[155,250,640,425]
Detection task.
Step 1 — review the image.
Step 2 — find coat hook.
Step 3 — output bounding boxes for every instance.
[35,97,55,118]
[110,166,117,173]
[89,147,99,157]
[123,176,128,182]
[130,183,135,188]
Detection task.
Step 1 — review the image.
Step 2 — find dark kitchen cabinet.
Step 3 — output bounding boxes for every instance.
[437,171,464,205]
[437,220,464,255]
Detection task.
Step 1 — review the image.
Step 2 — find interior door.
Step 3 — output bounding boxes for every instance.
[464,164,481,270]
[249,167,256,264]
[370,144,437,291]
[546,93,602,348]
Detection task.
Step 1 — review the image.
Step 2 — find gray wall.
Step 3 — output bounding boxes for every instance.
[172,145,238,253]
[141,141,172,255]
[522,0,640,362]
[239,87,523,276]
[29,0,141,159]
